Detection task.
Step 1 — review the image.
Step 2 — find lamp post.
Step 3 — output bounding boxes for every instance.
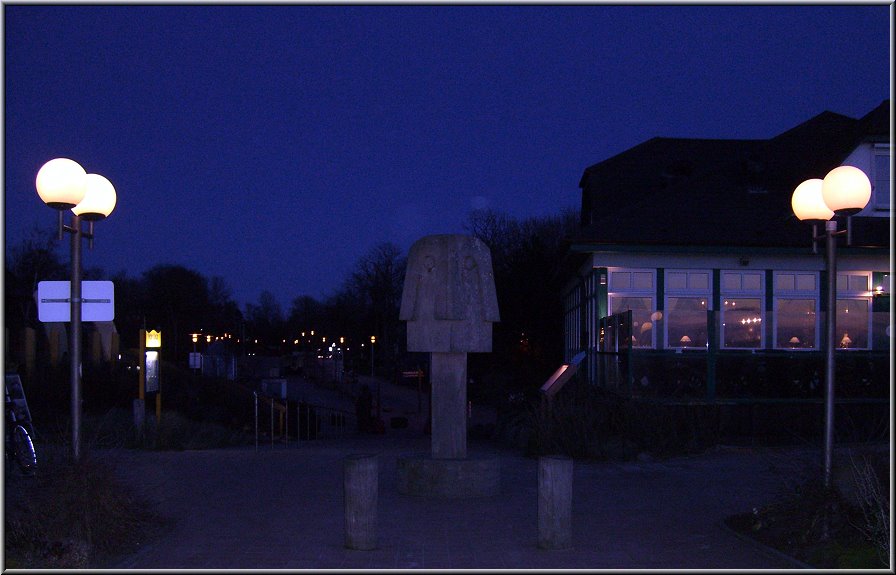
[35,158,117,462]
[370,336,379,420]
[791,165,871,490]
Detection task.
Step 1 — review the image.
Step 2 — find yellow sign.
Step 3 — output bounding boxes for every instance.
[145,330,162,348]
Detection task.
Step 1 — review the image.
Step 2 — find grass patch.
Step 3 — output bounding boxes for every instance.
[3,447,169,569]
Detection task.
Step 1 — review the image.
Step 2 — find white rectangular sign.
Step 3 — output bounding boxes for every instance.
[37,280,115,322]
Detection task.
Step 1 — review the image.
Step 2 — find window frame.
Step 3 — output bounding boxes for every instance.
[664,269,712,350]
[720,270,766,350]
[773,271,820,350]
[607,268,656,349]
[835,271,873,351]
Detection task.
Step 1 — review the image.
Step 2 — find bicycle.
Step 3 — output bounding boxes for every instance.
[5,381,37,476]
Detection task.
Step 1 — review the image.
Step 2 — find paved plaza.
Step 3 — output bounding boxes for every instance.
[105,376,815,570]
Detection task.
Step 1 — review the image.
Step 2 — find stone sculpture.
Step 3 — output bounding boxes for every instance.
[400,234,500,353]
[399,234,500,462]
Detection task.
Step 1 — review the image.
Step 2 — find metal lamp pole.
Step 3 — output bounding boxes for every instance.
[822,219,840,490]
[36,159,117,462]
[370,336,379,420]
[68,213,83,461]
[791,166,870,490]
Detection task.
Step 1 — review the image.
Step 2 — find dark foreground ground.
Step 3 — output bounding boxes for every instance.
[97,426,825,570]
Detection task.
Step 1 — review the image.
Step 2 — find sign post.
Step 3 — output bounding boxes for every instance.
[38,280,115,322]
[140,329,162,423]
[37,280,115,460]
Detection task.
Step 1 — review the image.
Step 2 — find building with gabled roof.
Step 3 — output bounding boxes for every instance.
[562,101,890,434]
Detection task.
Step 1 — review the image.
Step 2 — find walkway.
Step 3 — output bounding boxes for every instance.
[104,377,816,569]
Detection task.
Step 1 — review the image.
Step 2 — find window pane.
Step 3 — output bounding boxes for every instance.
[611,296,654,348]
[688,273,709,290]
[848,275,869,292]
[796,274,816,291]
[633,272,653,290]
[776,273,795,291]
[667,272,687,290]
[667,297,708,348]
[837,299,869,349]
[610,272,631,290]
[776,298,816,348]
[743,273,762,291]
[723,274,741,291]
[723,298,762,348]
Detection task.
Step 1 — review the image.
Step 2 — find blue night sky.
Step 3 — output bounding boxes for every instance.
[3,4,891,311]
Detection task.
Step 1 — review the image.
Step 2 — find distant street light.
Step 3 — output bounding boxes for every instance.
[791,165,871,491]
[35,158,117,462]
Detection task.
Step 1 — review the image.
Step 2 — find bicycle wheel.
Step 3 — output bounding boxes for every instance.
[12,425,37,474]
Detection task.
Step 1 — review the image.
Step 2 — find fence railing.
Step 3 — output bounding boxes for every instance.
[253,392,354,450]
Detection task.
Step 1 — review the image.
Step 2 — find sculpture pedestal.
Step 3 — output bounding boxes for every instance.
[396,453,500,498]
[431,352,467,459]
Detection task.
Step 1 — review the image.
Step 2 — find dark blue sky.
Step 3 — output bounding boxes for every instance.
[4,4,891,311]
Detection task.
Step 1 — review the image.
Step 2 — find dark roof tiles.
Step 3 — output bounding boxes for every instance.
[578,100,890,249]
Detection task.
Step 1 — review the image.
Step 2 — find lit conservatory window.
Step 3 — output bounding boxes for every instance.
[835,272,872,350]
[774,272,818,349]
[665,270,711,349]
[667,297,709,348]
[721,271,764,349]
[608,269,655,348]
[837,299,870,349]
[776,299,817,349]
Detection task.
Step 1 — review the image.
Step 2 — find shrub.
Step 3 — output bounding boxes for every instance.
[496,379,723,460]
[3,448,164,568]
[137,410,251,451]
[848,453,890,566]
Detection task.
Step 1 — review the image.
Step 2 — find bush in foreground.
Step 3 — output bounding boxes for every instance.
[725,448,889,569]
[3,448,167,569]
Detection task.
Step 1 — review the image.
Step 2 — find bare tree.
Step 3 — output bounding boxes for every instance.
[5,226,66,327]
[347,242,406,373]
[466,208,579,385]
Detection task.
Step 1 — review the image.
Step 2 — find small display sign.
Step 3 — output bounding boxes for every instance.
[145,351,160,393]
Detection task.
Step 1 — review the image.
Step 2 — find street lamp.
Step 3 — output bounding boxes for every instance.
[35,158,117,462]
[791,165,871,490]
[370,335,380,421]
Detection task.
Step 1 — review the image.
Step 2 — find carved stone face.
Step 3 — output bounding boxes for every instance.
[399,234,500,353]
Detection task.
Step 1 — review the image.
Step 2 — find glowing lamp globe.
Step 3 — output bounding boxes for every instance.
[821,165,871,216]
[791,178,833,221]
[72,173,117,220]
[35,158,87,209]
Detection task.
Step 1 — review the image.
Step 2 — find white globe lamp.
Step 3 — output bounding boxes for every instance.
[35,158,87,209]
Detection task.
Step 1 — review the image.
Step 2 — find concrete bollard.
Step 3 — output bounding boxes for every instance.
[538,455,573,549]
[344,454,378,550]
